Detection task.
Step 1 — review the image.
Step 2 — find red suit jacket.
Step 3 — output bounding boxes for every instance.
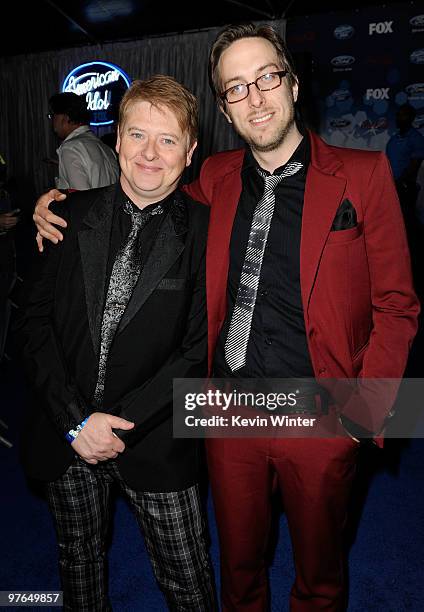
[184,131,420,438]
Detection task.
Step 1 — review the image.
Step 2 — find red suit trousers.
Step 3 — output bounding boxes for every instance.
[206,437,359,611]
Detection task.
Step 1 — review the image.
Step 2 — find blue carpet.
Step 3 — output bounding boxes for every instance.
[1,362,423,611]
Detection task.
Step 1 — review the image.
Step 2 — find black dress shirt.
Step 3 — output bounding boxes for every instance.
[107,184,172,283]
[214,136,315,378]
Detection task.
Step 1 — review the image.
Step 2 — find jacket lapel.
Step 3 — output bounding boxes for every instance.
[206,156,244,327]
[78,185,117,358]
[117,193,187,335]
[300,133,347,318]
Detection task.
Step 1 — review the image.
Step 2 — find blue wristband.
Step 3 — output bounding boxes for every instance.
[65,416,90,443]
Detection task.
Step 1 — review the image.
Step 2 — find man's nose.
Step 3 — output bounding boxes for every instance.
[247,84,266,107]
[141,138,158,160]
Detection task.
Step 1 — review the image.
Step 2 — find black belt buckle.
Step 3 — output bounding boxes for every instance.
[284,394,318,415]
[279,388,329,416]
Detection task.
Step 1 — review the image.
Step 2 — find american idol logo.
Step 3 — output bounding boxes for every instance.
[62,61,131,126]
[360,118,388,131]
[410,49,424,64]
[334,25,355,40]
[331,55,355,68]
[410,15,424,28]
[406,83,424,99]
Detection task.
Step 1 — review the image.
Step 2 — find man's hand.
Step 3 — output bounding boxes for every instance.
[33,188,68,252]
[0,211,19,231]
[71,413,135,465]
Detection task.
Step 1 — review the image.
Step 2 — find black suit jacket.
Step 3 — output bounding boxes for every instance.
[15,184,209,491]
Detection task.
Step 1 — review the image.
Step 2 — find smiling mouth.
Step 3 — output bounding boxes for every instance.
[136,163,162,173]
[250,113,273,125]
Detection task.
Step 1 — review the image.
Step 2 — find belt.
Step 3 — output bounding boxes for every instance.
[272,392,327,415]
[210,374,330,416]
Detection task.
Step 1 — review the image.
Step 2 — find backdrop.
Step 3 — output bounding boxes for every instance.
[0,20,285,196]
[1,2,423,197]
[287,0,424,150]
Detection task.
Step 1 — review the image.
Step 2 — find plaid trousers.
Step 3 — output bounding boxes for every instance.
[46,457,216,611]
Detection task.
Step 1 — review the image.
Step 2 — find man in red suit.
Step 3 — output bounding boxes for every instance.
[34,24,419,612]
[181,24,419,610]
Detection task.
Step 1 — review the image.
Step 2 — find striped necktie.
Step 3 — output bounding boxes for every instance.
[224,161,303,373]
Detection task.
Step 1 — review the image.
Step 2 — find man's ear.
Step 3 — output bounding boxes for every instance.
[219,101,232,124]
[292,77,299,104]
[115,129,121,155]
[186,140,198,167]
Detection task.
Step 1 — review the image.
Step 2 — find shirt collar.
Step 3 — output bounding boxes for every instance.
[116,184,174,215]
[62,124,91,143]
[242,132,311,177]
[395,127,415,139]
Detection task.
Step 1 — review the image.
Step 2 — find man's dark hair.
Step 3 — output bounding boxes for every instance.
[209,23,298,103]
[48,92,90,124]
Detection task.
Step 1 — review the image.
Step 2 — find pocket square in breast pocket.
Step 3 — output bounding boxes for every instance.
[331,198,357,231]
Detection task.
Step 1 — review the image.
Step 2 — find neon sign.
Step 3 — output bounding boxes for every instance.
[62,61,131,126]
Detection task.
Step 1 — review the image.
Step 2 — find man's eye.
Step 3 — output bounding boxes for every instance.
[259,73,276,83]
[229,84,246,95]
[162,138,175,145]
[130,132,143,139]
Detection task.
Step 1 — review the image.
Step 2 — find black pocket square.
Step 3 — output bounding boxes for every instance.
[331,198,357,231]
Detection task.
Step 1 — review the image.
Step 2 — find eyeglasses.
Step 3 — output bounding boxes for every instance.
[220,70,289,104]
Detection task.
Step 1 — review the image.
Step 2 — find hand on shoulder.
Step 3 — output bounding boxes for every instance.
[34,188,68,252]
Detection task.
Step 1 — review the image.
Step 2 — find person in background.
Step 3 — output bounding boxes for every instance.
[0,210,19,232]
[16,76,216,612]
[48,92,119,191]
[386,104,424,288]
[0,154,19,361]
[386,104,424,217]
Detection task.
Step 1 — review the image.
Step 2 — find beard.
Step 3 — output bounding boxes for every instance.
[247,109,296,153]
[230,89,297,153]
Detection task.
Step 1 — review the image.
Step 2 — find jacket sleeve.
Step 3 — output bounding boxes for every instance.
[182,156,216,206]
[113,216,208,445]
[182,179,210,206]
[13,205,87,436]
[340,152,420,433]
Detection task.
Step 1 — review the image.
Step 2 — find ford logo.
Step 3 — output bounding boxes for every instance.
[410,49,424,64]
[332,89,352,101]
[414,114,424,128]
[62,61,131,126]
[406,83,424,95]
[331,55,355,67]
[410,15,424,27]
[334,25,355,40]
[330,118,351,128]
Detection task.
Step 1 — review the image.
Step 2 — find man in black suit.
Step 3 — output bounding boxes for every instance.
[15,76,215,611]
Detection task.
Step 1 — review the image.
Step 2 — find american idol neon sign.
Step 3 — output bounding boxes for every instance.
[62,61,131,126]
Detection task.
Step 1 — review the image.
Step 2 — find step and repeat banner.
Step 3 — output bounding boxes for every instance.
[287,1,424,151]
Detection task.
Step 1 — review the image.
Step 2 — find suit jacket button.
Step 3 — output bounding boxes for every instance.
[318,367,326,374]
